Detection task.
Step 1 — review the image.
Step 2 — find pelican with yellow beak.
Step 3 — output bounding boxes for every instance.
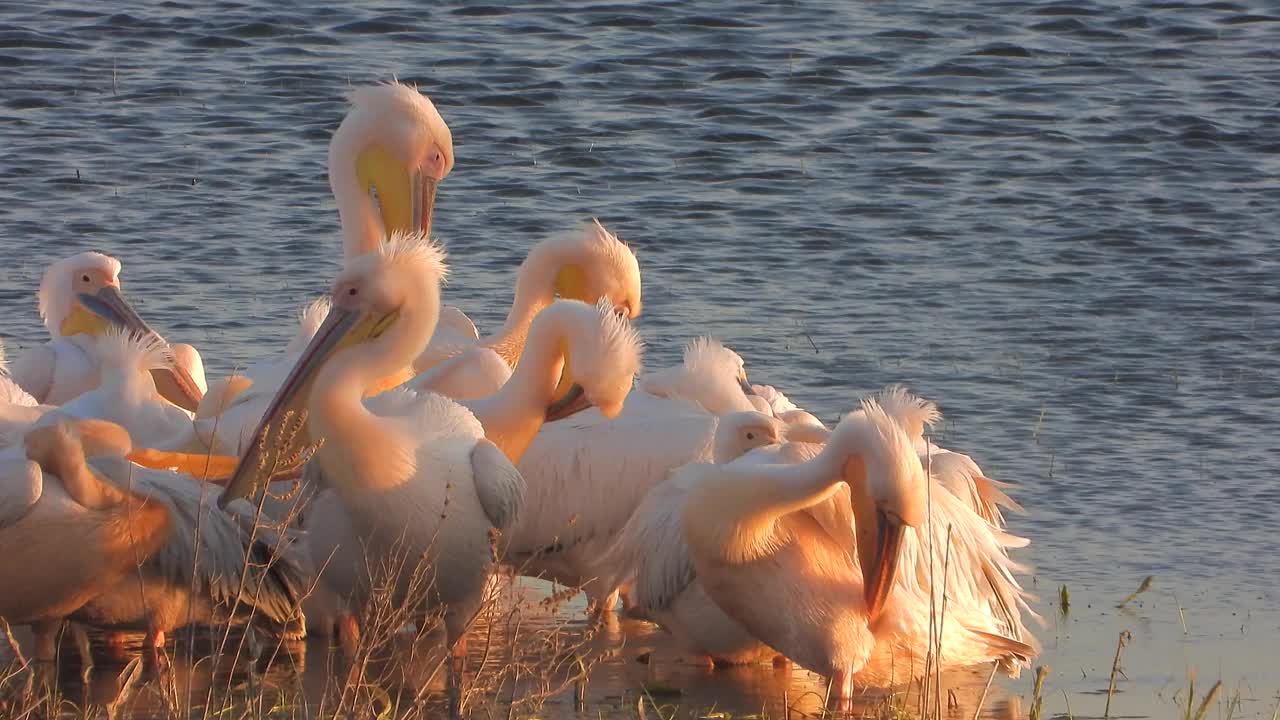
[219,232,524,696]
[677,396,1035,703]
[679,398,927,703]
[188,81,453,451]
[8,252,205,411]
[330,82,453,258]
[298,297,642,640]
[410,219,643,399]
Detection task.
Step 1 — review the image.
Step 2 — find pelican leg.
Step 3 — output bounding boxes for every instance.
[827,669,855,711]
[30,620,59,664]
[70,624,93,685]
[29,620,61,693]
[336,613,360,662]
[144,629,169,678]
[336,613,363,689]
[588,588,620,622]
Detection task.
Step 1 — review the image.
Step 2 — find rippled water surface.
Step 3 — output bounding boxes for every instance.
[2,0,1278,717]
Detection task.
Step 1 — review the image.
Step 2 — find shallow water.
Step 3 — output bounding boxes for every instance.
[1,0,1278,717]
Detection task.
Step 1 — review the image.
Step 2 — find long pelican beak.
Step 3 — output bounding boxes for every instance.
[150,365,204,413]
[411,171,438,238]
[546,383,591,421]
[219,304,395,507]
[544,353,595,422]
[843,454,907,624]
[859,507,906,623]
[357,145,439,239]
[78,287,204,412]
[126,448,241,482]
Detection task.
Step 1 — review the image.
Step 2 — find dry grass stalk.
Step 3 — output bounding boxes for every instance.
[1103,630,1131,718]
[1029,665,1049,720]
[1191,681,1222,720]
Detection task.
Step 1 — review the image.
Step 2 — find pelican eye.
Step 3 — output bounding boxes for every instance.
[81,274,90,282]
[348,288,358,296]
[746,432,755,440]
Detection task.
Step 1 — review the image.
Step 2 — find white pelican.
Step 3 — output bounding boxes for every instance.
[1,421,173,666]
[410,219,643,399]
[8,251,205,411]
[670,395,1034,703]
[299,297,642,636]
[68,430,308,668]
[505,336,763,612]
[330,82,453,257]
[190,80,454,443]
[219,233,524,689]
[640,337,757,415]
[34,330,193,452]
[601,410,788,666]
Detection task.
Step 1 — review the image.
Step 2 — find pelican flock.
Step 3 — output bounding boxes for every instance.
[0,82,1039,710]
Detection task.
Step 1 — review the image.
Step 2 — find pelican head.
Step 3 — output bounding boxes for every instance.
[330,83,455,256]
[642,337,758,414]
[712,411,783,464]
[520,219,644,319]
[558,219,642,318]
[833,399,928,623]
[38,252,203,411]
[221,232,446,506]
[544,299,644,421]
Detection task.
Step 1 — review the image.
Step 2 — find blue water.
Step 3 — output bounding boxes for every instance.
[2,0,1278,717]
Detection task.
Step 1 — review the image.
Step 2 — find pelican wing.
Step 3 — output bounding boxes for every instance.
[891,483,1039,659]
[0,458,41,529]
[403,347,512,400]
[923,445,1023,526]
[511,398,719,562]
[8,344,54,405]
[87,457,307,629]
[750,383,799,416]
[470,438,525,532]
[599,464,705,614]
[414,305,480,372]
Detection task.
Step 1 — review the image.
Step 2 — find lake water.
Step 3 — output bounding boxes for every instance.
[1,0,1278,717]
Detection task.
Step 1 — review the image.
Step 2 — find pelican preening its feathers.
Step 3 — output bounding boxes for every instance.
[10,251,206,413]
[330,82,454,255]
[411,218,644,399]
[0,80,1038,707]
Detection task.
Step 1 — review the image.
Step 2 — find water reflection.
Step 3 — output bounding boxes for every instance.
[12,578,1019,719]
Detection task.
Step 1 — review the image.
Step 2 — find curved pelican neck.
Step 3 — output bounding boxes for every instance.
[329,125,385,258]
[310,307,438,492]
[482,247,567,365]
[462,309,570,462]
[686,418,881,565]
[309,344,411,493]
